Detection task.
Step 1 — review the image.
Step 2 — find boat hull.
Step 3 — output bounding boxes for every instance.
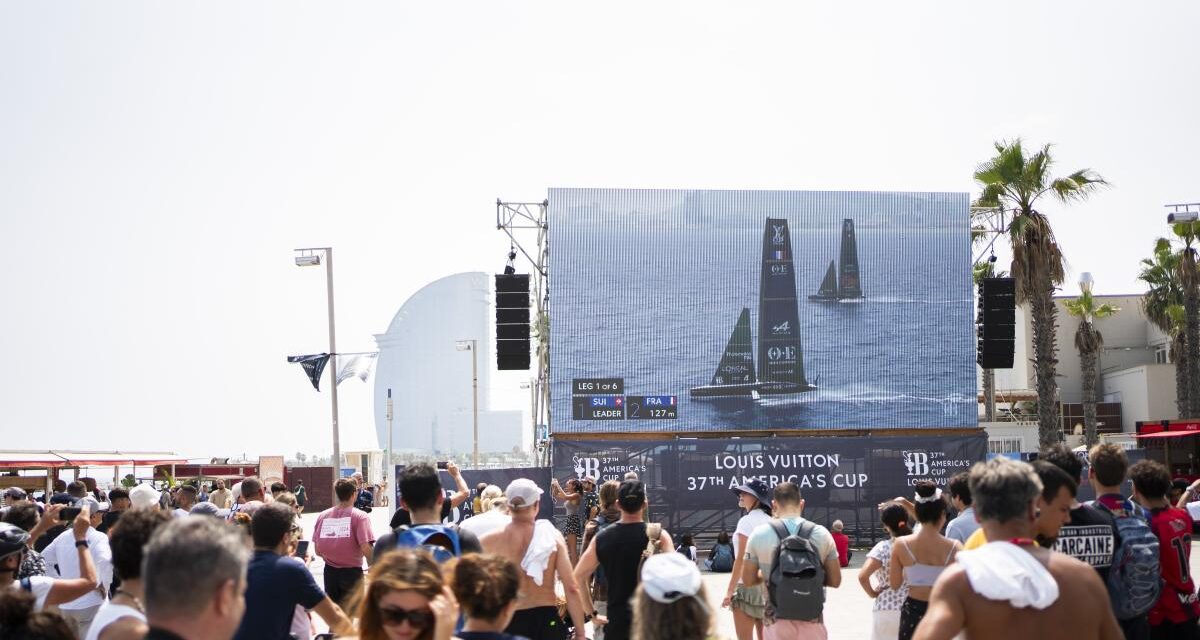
[808,294,864,302]
[689,382,816,398]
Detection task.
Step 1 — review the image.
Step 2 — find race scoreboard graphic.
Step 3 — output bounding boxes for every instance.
[570,378,678,421]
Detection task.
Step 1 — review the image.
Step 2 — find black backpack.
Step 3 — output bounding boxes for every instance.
[767,520,826,621]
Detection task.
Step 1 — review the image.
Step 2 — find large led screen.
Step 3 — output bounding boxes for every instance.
[548,188,976,433]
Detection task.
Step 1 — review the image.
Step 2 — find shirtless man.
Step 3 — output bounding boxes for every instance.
[480,478,587,640]
[915,457,1121,640]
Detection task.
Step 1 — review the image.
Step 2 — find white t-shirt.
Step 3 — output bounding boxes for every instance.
[172,508,189,518]
[8,575,54,611]
[84,602,144,640]
[734,509,771,585]
[40,527,112,610]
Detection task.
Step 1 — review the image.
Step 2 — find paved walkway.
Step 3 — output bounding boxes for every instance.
[299,508,1200,639]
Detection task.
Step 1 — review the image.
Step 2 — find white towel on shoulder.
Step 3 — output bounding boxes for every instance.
[522,520,560,586]
[956,541,1059,610]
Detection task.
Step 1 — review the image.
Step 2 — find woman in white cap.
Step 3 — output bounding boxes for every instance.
[632,552,715,640]
[722,478,772,640]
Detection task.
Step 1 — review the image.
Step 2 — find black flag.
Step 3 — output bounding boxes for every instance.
[287,353,331,391]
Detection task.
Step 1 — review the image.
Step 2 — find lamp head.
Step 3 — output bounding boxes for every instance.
[294,254,321,267]
[1078,271,1094,294]
[455,341,473,351]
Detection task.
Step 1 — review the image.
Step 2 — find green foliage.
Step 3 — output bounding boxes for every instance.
[1065,291,1120,322]
[120,474,137,489]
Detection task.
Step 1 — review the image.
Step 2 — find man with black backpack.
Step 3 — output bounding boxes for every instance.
[1089,444,1158,640]
[741,481,841,640]
[372,463,483,565]
[574,480,673,640]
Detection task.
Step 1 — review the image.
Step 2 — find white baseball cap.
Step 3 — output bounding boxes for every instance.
[641,552,702,604]
[505,478,544,510]
[129,484,161,510]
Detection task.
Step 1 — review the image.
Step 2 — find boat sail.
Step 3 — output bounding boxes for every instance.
[837,218,863,299]
[689,308,758,397]
[757,217,814,394]
[691,218,814,398]
[808,261,837,301]
[810,217,864,301]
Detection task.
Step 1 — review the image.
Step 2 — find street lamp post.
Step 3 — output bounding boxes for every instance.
[456,340,479,468]
[386,387,393,516]
[295,247,340,475]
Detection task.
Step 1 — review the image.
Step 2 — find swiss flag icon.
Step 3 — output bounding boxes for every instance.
[615,397,623,406]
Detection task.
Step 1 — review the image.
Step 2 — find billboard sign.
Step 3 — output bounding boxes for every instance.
[554,433,987,541]
[549,188,975,433]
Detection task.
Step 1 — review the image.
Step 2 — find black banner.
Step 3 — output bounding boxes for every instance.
[394,466,554,523]
[553,434,987,544]
[287,353,331,391]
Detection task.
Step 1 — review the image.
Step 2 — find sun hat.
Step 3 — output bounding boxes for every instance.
[505,478,543,509]
[641,552,703,604]
[730,478,771,506]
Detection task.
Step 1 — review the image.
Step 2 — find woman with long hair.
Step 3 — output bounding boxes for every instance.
[353,549,459,640]
[858,504,913,640]
[550,478,584,565]
[721,479,772,640]
[888,481,960,640]
[447,553,525,640]
[632,552,715,640]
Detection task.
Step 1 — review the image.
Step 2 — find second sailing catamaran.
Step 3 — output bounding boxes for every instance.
[690,217,816,398]
[809,218,865,302]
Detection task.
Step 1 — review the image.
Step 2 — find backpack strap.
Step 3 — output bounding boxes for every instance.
[770,519,791,543]
[19,577,31,593]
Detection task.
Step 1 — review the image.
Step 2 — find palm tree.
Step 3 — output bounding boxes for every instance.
[1174,222,1200,418]
[1138,237,1188,415]
[1065,288,1119,447]
[974,140,1108,449]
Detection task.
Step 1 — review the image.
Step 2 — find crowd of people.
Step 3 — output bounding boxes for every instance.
[0,446,1198,639]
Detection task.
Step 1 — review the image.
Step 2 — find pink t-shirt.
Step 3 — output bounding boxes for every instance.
[313,506,375,569]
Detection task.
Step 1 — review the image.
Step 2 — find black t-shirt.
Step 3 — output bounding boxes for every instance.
[390,498,455,529]
[1050,503,1117,581]
[594,522,650,640]
[97,509,123,534]
[372,522,482,564]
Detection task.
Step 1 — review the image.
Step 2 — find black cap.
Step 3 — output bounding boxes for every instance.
[730,478,771,506]
[618,480,646,511]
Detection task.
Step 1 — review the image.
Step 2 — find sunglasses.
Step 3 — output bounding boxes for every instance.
[379,606,434,629]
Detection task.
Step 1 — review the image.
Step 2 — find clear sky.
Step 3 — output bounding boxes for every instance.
[2,1,1197,460]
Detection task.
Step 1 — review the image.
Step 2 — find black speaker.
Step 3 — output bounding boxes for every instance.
[495,274,531,370]
[977,277,1016,369]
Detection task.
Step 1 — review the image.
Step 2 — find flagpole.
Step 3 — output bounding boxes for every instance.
[386,388,393,517]
[326,248,341,476]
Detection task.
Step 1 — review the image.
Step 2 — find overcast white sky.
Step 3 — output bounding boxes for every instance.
[2,2,1198,460]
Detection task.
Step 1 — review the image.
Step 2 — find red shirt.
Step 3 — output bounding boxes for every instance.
[832,531,850,567]
[1149,507,1200,625]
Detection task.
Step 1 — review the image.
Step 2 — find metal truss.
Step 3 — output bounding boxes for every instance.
[970,206,1007,265]
[496,200,551,465]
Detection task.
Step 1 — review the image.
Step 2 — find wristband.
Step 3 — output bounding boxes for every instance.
[74,539,89,548]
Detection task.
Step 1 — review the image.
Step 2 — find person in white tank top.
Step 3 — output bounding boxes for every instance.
[85,509,170,640]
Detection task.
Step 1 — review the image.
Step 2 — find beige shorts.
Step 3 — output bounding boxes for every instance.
[732,583,767,620]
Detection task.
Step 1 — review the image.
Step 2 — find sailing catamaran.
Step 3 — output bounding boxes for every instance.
[809,218,864,301]
[690,218,816,398]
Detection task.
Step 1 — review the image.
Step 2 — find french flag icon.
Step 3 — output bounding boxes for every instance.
[773,250,786,260]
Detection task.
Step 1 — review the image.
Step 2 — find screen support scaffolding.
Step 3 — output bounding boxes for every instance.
[496,199,551,466]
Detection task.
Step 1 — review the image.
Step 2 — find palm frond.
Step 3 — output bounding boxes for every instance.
[1050,168,1109,203]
